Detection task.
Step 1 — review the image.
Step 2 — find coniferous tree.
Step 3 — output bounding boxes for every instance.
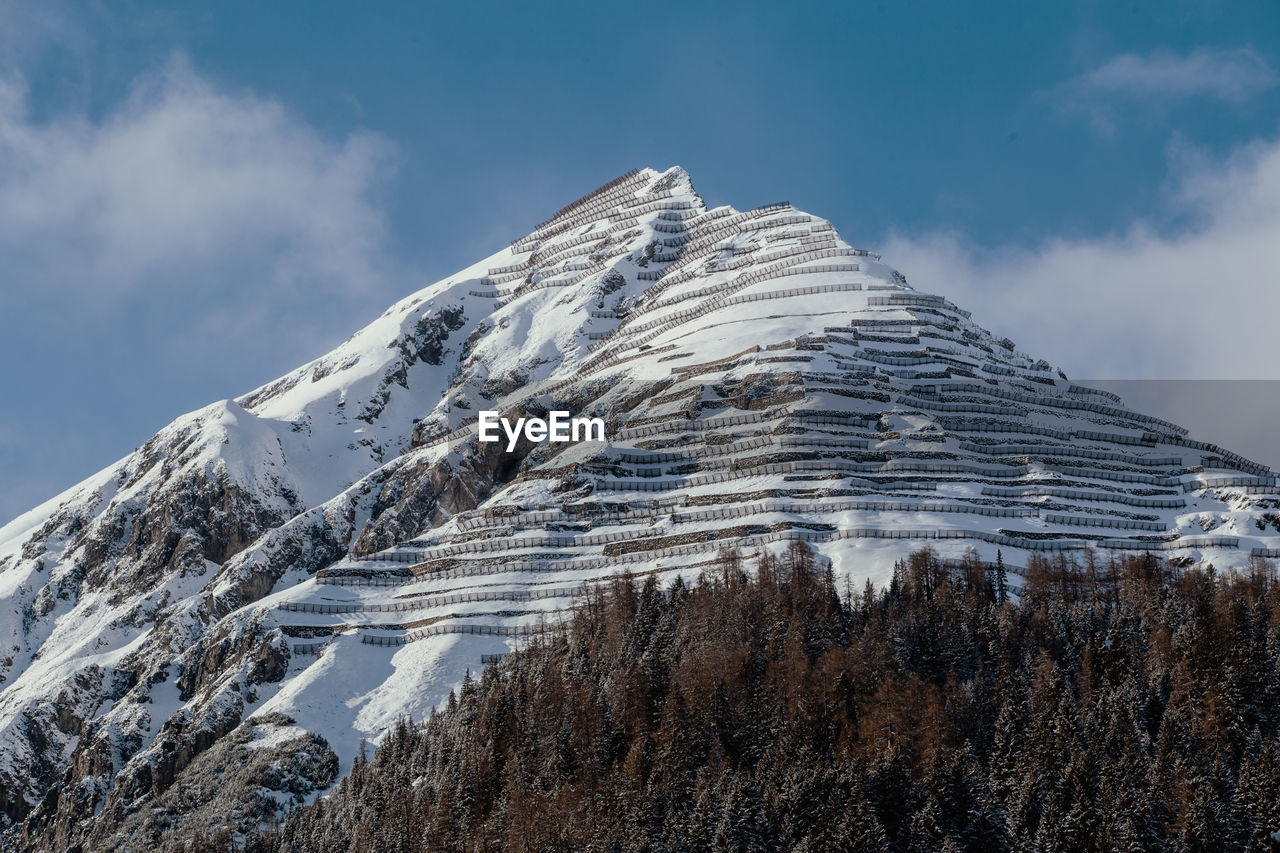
[994,549,1008,604]
[230,548,1280,853]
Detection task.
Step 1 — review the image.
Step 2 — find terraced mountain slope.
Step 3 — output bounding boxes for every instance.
[1,166,1276,850]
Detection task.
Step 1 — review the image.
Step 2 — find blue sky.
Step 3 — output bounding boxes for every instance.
[2,0,1279,523]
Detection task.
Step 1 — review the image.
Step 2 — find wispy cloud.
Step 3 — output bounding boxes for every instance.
[1083,47,1277,101]
[880,134,1280,381]
[0,0,81,65]
[1054,47,1278,135]
[0,54,397,300]
[0,43,409,526]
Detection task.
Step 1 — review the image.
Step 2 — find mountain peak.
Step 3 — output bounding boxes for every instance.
[2,168,1277,847]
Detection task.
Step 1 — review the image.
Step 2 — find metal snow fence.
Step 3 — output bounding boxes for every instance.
[389,622,555,645]
[503,260,608,299]
[652,221,687,234]
[518,172,650,243]
[278,585,590,615]
[488,261,528,276]
[590,269,865,356]
[958,442,1182,469]
[895,394,1025,417]
[1071,429,1158,447]
[360,635,407,647]
[1068,384,1124,404]
[529,169,644,228]
[613,435,775,463]
[1044,513,1168,532]
[595,458,1037,495]
[1186,475,1279,491]
[919,383,1187,437]
[605,199,696,221]
[867,294,972,319]
[1166,435,1273,477]
[674,209,802,260]
[935,418,1073,441]
[667,498,1038,525]
[1045,465,1181,488]
[615,407,784,440]
[535,228,616,259]
[457,506,664,533]
[630,246,863,322]
[608,432,874,469]
[357,524,1249,593]
[1216,484,1280,495]
[981,486,1186,509]
[316,574,417,587]
[616,238,846,330]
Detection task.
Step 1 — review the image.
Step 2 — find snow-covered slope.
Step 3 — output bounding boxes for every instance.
[2,166,1277,850]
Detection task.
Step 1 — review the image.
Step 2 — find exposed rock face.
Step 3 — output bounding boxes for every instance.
[87,716,338,853]
[2,166,1277,850]
[0,287,480,847]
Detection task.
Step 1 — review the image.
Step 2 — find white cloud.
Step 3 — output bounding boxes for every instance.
[1055,47,1278,135]
[0,43,413,527]
[1079,47,1277,103]
[0,54,397,298]
[880,134,1280,381]
[0,0,83,68]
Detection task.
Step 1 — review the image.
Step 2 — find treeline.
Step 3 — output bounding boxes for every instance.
[228,545,1280,852]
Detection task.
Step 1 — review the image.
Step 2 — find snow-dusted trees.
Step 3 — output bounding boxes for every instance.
[233,546,1280,853]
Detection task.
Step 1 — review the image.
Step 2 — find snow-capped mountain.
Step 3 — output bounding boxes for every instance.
[1,166,1276,850]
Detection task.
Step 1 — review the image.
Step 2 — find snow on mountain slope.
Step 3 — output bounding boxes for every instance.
[2,165,1278,850]
[0,252,499,842]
